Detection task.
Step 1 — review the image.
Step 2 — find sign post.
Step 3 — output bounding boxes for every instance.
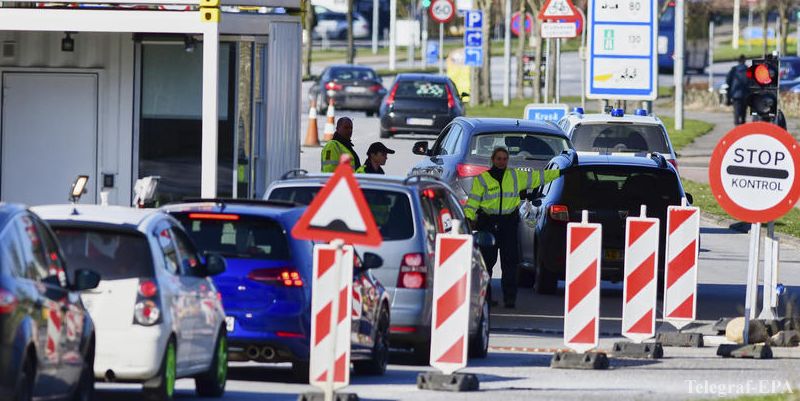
[429,0,455,75]
[586,0,658,101]
[293,156,383,401]
[537,0,579,103]
[709,122,800,359]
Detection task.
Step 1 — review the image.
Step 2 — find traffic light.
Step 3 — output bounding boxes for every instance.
[421,0,430,7]
[747,56,779,118]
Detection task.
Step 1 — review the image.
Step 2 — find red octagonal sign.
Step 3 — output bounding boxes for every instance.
[709,122,800,223]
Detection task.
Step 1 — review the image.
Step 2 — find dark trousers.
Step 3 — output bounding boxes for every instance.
[733,98,748,125]
[478,214,520,305]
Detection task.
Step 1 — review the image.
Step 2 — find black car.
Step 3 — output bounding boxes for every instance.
[379,74,466,138]
[0,204,100,401]
[309,65,386,116]
[525,151,691,294]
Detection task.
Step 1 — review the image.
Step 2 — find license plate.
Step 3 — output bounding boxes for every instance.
[225,316,235,332]
[407,118,434,126]
[604,249,623,261]
[346,86,368,94]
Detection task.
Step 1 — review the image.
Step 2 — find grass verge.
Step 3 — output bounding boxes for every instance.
[682,179,800,239]
[704,393,799,401]
[714,40,798,63]
[660,116,714,152]
[463,96,595,118]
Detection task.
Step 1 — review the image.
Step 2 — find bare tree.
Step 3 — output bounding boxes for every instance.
[303,0,315,78]
[761,0,769,56]
[346,0,355,64]
[479,0,493,105]
[777,0,796,56]
[515,0,527,99]
[526,0,543,102]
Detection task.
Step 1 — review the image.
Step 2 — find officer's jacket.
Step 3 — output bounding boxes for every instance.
[465,168,561,220]
[321,140,357,173]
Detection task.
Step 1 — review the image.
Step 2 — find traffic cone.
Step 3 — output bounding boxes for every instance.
[323,98,336,141]
[303,99,320,147]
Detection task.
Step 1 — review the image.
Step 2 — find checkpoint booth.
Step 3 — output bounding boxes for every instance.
[0,0,301,206]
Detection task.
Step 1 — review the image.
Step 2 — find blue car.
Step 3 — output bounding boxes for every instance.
[163,200,390,379]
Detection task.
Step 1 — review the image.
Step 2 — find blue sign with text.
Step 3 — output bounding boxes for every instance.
[465,10,483,29]
[523,103,569,122]
[464,29,482,47]
[465,47,483,67]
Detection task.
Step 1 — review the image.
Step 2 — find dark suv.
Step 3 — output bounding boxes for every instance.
[525,151,691,294]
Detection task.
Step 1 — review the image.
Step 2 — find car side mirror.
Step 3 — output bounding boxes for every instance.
[362,252,383,270]
[204,253,227,276]
[412,141,430,156]
[461,92,469,99]
[72,269,100,291]
[685,193,694,205]
[472,231,495,248]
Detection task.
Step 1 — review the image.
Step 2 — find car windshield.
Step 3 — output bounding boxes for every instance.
[172,214,290,260]
[52,228,154,280]
[268,187,414,241]
[561,166,681,211]
[394,80,447,99]
[469,133,571,160]
[330,68,376,81]
[570,123,671,154]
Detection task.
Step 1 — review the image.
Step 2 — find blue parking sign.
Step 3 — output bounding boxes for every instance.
[464,29,482,47]
[465,10,482,29]
[465,47,483,67]
[426,42,439,65]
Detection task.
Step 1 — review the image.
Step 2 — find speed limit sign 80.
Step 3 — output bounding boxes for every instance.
[429,0,455,23]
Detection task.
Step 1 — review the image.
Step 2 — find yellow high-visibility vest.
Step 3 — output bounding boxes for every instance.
[464,168,561,220]
[321,140,357,173]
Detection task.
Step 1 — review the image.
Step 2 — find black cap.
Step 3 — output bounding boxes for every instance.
[367,142,395,155]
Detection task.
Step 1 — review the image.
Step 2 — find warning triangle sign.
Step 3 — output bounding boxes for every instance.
[291,159,383,247]
[537,0,578,21]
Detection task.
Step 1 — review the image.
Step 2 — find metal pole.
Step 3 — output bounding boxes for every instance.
[708,20,714,92]
[758,222,778,320]
[438,23,444,74]
[503,0,511,106]
[555,38,561,103]
[797,16,800,57]
[201,26,220,198]
[775,17,781,55]
[389,0,397,71]
[372,0,379,54]
[579,8,587,110]
[674,0,685,130]
[733,0,741,49]
[748,2,753,51]
[422,11,428,68]
[743,222,761,345]
[544,38,550,103]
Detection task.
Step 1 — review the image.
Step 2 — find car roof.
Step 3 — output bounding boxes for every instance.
[561,112,665,126]
[162,200,307,224]
[327,64,376,71]
[394,73,449,82]
[268,173,445,193]
[0,203,27,228]
[453,117,567,137]
[31,205,161,231]
[568,153,673,169]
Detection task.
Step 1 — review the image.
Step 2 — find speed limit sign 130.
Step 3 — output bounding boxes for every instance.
[709,122,800,223]
[429,0,456,23]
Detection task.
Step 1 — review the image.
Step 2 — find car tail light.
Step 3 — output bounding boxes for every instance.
[0,289,17,314]
[397,253,426,289]
[134,300,161,326]
[385,84,398,106]
[549,205,570,222]
[457,163,489,178]
[390,326,417,333]
[187,213,240,221]
[138,280,158,298]
[326,82,343,91]
[445,85,455,109]
[370,84,383,92]
[248,268,304,287]
[667,159,678,170]
[276,331,305,338]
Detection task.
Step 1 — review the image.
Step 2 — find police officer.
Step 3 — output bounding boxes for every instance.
[321,117,361,172]
[356,142,395,174]
[726,55,750,125]
[464,147,561,308]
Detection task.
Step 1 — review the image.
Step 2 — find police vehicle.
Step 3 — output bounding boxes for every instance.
[557,108,679,171]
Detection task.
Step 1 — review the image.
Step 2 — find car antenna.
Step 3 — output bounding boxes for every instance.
[69,175,89,215]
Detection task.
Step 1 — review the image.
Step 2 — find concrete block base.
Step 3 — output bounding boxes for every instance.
[716,344,773,359]
[656,332,704,347]
[297,392,360,401]
[550,351,609,370]
[416,372,480,392]
[611,342,664,359]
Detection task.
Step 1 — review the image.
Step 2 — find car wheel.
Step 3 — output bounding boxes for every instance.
[15,352,35,401]
[72,342,95,401]
[194,331,227,397]
[379,129,391,139]
[144,339,177,401]
[518,268,535,288]
[534,265,558,295]
[291,361,310,383]
[354,307,389,376]
[469,298,490,359]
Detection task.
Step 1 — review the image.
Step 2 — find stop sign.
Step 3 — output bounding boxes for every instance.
[709,122,800,223]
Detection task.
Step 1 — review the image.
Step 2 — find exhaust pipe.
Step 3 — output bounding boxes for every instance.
[260,346,276,361]
[245,346,260,360]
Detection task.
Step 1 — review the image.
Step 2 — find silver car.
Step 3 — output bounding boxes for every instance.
[265,172,492,362]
